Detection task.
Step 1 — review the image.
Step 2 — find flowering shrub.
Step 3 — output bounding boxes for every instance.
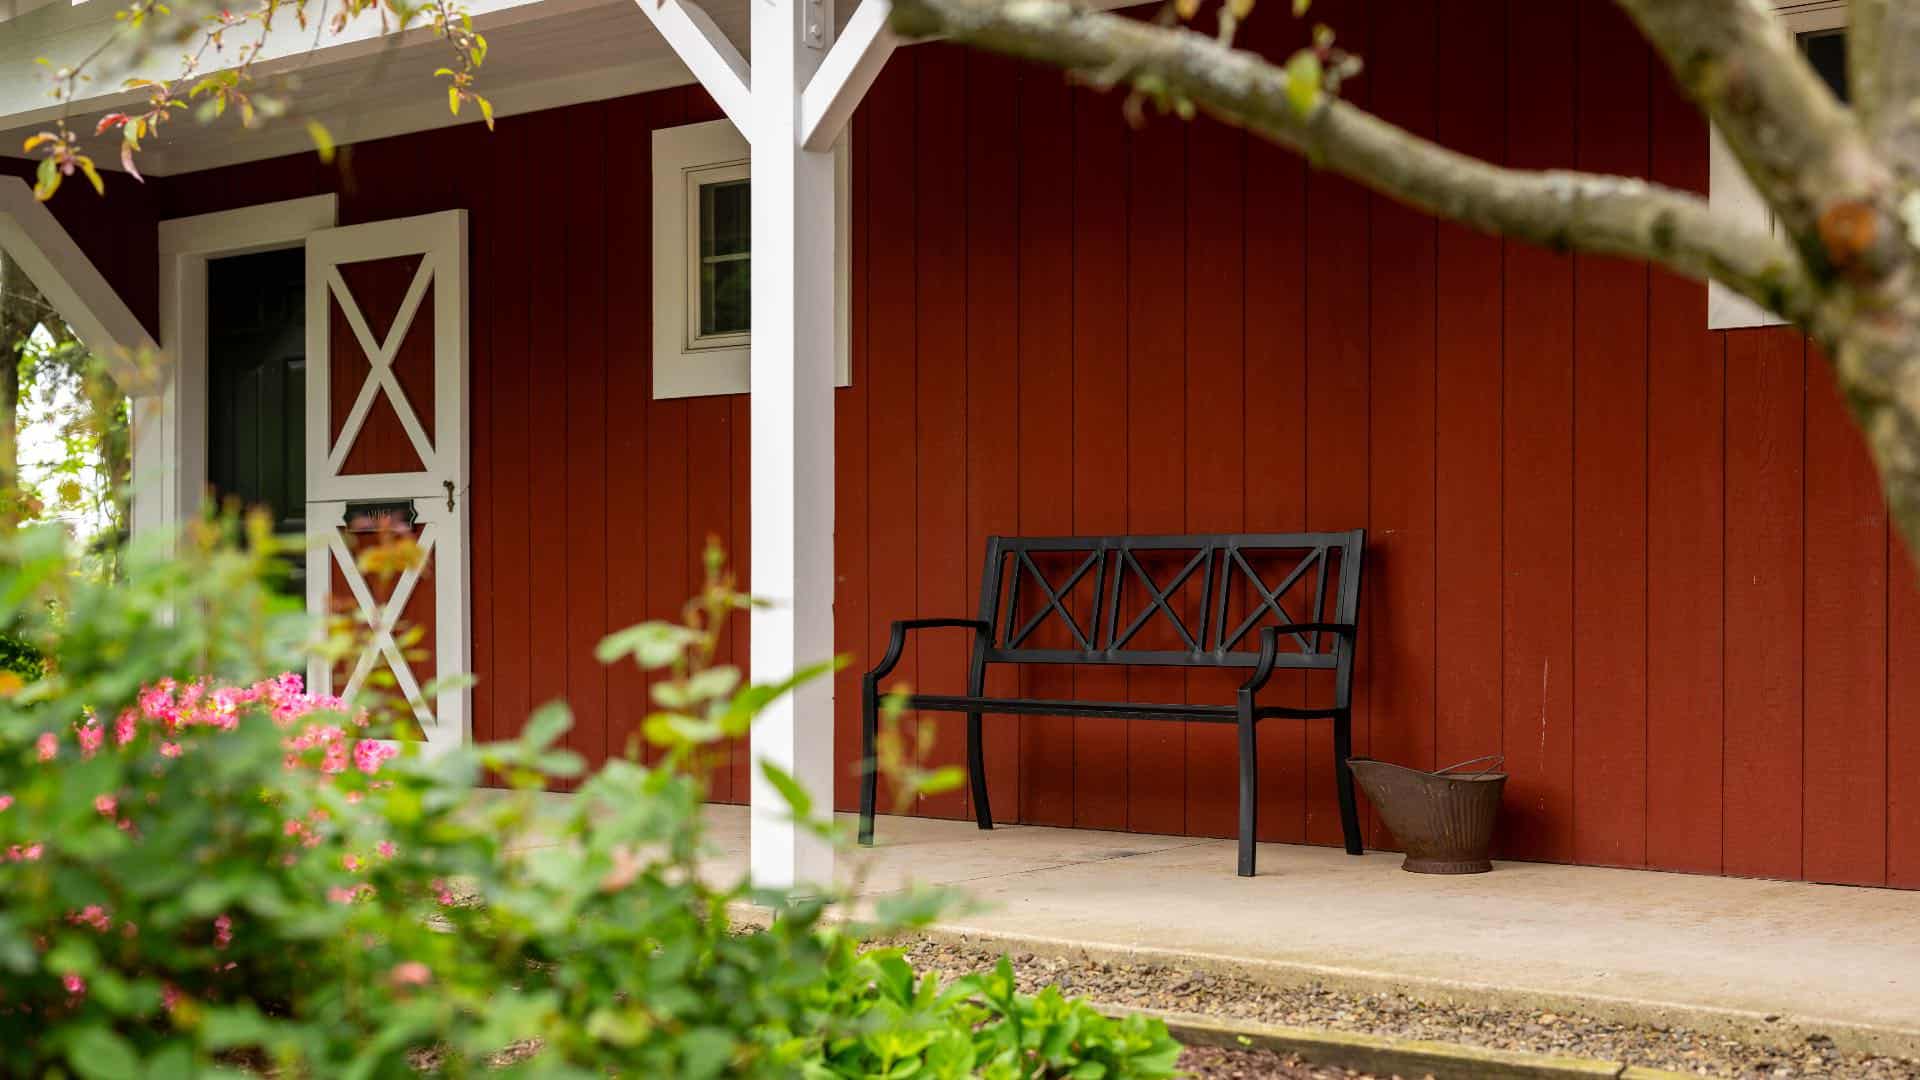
[0,522,1178,1077]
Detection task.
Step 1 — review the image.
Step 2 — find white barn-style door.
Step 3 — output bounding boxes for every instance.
[303,211,469,754]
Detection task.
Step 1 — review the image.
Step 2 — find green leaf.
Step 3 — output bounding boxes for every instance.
[685,665,740,701]
[759,761,813,819]
[34,156,59,201]
[597,621,701,669]
[522,701,574,749]
[1284,50,1323,115]
[65,1025,136,1080]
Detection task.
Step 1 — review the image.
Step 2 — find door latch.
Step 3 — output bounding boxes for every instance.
[444,480,455,513]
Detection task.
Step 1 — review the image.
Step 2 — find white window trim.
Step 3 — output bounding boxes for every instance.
[147,194,339,540]
[651,118,851,399]
[1708,1,1847,329]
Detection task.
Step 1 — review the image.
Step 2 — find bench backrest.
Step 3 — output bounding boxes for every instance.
[976,531,1365,672]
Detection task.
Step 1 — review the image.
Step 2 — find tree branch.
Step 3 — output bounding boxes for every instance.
[889,0,1813,321]
[1846,0,1920,181]
[1612,0,1896,280]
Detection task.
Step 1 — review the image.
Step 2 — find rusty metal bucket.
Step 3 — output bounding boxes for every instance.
[1347,755,1506,874]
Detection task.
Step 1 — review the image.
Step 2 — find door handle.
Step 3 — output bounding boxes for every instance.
[444,480,455,513]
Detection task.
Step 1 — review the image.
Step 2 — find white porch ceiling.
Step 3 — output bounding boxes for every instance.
[0,0,768,176]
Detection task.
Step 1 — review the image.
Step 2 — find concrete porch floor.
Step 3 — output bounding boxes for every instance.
[691,805,1920,1056]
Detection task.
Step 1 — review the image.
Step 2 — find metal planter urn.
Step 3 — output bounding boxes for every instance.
[1346,755,1506,874]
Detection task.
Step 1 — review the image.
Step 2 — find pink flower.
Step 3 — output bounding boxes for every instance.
[67,906,110,933]
[376,840,395,859]
[389,961,431,988]
[342,854,362,872]
[431,878,455,906]
[159,741,182,759]
[0,794,13,812]
[112,709,137,747]
[60,973,85,996]
[213,914,231,950]
[161,984,181,1012]
[92,794,116,817]
[353,739,396,775]
[74,722,103,759]
[35,732,55,762]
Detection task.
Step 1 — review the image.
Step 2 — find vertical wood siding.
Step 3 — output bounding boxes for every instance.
[134,0,1917,885]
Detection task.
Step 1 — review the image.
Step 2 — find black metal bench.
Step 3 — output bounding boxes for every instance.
[858,530,1366,876]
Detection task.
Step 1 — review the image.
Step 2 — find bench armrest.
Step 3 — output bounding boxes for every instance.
[866,618,992,683]
[1273,622,1357,639]
[1239,623,1359,694]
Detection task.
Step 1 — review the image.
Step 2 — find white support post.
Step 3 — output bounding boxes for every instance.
[749,0,840,891]
[799,0,896,152]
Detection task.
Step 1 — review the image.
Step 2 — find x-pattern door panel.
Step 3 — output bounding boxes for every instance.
[304,211,469,754]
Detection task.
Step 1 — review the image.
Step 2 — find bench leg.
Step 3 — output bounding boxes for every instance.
[967,710,994,831]
[1237,698,1257,877]
[859,676,879,846]
[1333,709,1363,856]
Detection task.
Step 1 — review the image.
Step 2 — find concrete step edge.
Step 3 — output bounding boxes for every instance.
[1125,1006,1693,1080]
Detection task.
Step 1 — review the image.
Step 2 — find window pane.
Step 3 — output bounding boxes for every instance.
[700,179,750,259]
[1800,29,1847,103]
[700,258,751,336]
[697,178,749,336]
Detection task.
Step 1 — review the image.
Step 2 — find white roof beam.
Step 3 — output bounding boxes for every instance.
[631,0,753,136]
[798,0,895,151]
[0,176,156,367]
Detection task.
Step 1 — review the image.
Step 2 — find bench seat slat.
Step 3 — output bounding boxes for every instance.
[901,693,1341,723]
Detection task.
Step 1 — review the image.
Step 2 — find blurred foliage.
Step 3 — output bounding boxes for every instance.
[0,524,1180,1078]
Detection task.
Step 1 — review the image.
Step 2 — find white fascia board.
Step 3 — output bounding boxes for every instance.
[629,0,752,135]
[0,0,606,131]
[129,55,694,176]
[798,0,893,152]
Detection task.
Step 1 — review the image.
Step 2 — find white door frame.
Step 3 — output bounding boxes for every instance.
[145,194,339,541]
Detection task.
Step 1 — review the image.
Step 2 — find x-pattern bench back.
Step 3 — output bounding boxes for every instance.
[980,531,1365,670]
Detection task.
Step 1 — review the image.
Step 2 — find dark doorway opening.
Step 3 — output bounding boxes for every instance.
[206,246,305,590]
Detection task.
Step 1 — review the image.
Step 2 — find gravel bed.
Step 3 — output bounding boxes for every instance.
[898,938,1920,1079]
[1178,1045,1395,1079]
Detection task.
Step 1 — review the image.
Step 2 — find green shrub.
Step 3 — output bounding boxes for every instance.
[0,522,1178,1078]
[0,631,45,681]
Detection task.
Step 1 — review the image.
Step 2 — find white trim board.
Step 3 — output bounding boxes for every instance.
[147,195,339,539]
[651,118,853,399]
[1706,0,1847,329]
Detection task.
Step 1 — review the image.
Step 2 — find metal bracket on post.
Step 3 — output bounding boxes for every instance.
[805,0,827,48]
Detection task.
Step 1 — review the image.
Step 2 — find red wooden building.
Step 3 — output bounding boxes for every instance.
[0,0,1912,888]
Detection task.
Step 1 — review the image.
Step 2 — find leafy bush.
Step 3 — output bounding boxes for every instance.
[0,522,1178,1078]
[0,632,45,682]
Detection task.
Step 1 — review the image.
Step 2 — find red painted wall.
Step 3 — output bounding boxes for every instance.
[125,0,1919,887]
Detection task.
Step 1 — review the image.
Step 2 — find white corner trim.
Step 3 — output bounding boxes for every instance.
[1707,0,1844,330]
[629,0,753,136]
[1705,126,1788,331]
[149,194,338,539]
[651,119,852,399]
[800,0,896,152]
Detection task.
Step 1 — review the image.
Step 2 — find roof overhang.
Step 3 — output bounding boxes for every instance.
[0,0,725,176]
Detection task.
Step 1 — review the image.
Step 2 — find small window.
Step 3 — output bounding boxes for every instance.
[651,119,850,399]
[1800,27,1847,102]
[1707,5,1847,329]
[690,170,750,344]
